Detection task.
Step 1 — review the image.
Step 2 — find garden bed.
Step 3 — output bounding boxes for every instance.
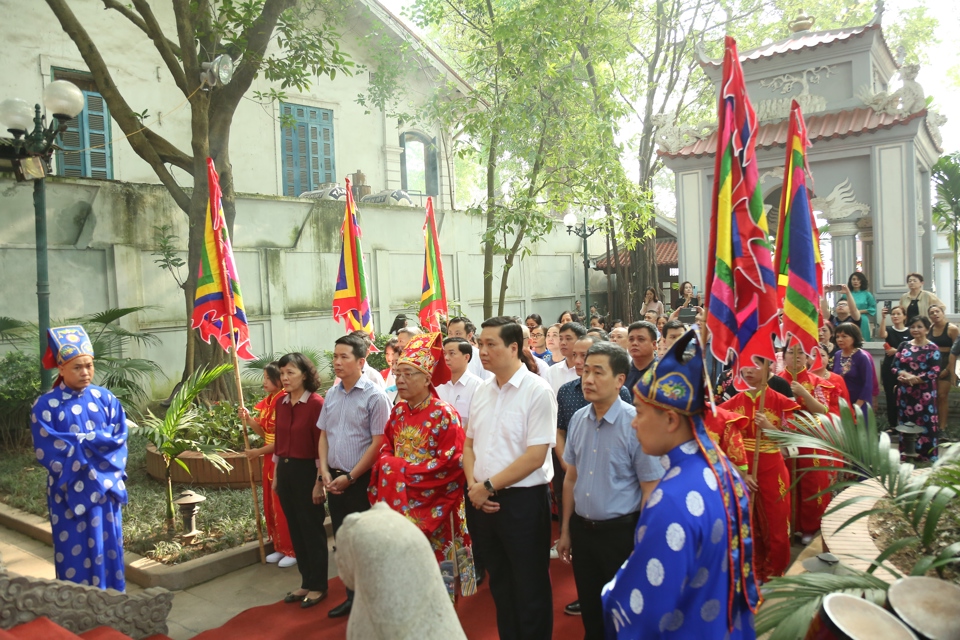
[0,434,262,565]
[144,443,262,488]
[869,497,960,584]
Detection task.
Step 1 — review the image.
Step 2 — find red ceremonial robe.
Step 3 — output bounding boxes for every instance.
[369,397,476,597]
[720,388,799,582]
[256,390,295,557]
[779,369,837,536]
[703,406,749,472]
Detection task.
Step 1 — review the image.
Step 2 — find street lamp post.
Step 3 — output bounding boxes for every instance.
[563,212,598,319]
[0,81,86,388]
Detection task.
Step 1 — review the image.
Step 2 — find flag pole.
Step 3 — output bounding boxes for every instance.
[228,314,267,564]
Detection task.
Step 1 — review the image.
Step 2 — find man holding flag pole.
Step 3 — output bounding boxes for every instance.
[773,100,839,545]
[190,158,265,563]
[702,37,794,584]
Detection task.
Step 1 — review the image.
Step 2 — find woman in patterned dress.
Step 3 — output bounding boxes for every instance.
[892,315,942,461]
[240,362,295,566]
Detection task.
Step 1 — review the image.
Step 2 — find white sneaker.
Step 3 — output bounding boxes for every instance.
[550,541,559,560]
[278,555,298,568]
[266,551,284,563]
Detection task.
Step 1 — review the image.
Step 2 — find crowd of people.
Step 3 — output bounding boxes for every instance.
[28,270,957,639]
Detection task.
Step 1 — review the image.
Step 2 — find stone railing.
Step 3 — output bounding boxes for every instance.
[0,569,172,639]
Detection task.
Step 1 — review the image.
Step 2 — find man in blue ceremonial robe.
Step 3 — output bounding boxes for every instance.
[602,330,760,638]
[30,326,128,591]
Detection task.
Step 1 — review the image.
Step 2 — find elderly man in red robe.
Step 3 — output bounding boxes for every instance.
[368,332,477,598]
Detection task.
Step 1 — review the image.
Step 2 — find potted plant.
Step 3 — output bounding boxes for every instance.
[138,364,234,531]
[758,403,960,638]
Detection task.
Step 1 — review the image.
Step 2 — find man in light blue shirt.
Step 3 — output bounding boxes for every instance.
[556,342,664,640]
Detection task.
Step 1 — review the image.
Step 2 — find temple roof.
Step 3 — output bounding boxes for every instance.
[594,240,677,271]
[658,107,928,159]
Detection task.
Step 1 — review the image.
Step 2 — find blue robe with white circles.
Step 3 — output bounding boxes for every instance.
[30,383,128,591]
[601,440,756,639]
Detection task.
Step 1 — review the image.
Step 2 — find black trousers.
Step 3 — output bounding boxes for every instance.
[466,484,553,640]
[327,468,372,537]
[570,513,639,640]
[275,458,328,592]
[327,468,372,601]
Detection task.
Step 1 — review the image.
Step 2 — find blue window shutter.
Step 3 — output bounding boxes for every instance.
[57,113,85,177]
[56,90,112,179]
[83,92,112,179]
[280,103,335,196]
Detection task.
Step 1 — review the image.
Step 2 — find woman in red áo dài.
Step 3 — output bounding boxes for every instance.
[240,362,296,566]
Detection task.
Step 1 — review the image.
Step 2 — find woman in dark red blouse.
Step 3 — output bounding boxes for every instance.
[273,352,327,608]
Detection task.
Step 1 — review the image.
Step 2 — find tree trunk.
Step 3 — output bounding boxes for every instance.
[165,467,176,532]
[483,131,500,320]
[631,238,658,318]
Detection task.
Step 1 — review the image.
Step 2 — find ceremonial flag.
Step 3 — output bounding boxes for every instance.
[190,158,255,360]
[419,197,448,332]
[774,100,823,358]
[332,177,375,339]
[704,36,778,381]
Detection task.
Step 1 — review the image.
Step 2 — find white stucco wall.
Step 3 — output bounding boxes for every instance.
[0,176,588,398]
[0,1,459,209]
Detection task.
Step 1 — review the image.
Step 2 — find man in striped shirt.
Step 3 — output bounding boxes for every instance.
[317,333,391,619]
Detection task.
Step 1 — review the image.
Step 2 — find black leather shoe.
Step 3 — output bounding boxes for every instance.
[284,591,307,604]
[328,598,353,618]
[301,591,328,609]
[564,600,581,616]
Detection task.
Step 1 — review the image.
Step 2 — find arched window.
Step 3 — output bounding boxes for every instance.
[400,131,439,196]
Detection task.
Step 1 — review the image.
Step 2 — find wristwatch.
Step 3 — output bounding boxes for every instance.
[483,479,496,496]
[346,472,356,485]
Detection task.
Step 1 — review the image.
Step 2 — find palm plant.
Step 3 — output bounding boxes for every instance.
[757,403,960,638]
[0,307,162,405]
[138,364,234,531]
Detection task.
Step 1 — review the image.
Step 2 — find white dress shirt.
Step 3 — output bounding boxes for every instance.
[467,366,557,488]
[363,362,386,389]
[535,357,550,379]
[468,345,494,381]
[436,370,484,427]
[547,358,578,395]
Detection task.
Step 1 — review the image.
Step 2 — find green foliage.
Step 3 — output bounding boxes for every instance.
[215,0,356,91]
[365,333,393,371]
[151,224,186,288]
[758,403,960,637]
[0,352,42,449]
[137,364,235,525]
[932,151,960,312]
[0,308,161,407]
[0,436,265,564]
[194,397,264,451]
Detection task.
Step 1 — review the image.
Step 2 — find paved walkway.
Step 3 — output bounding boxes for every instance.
[0,525,339,639]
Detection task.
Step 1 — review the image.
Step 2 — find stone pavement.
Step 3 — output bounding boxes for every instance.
[0,524,339,639]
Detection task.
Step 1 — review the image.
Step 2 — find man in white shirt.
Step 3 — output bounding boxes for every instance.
[448,316,493,380]
[396,326,420,352]
[436,337,483,427]
[547,321,587,394]
[465,316,557,640]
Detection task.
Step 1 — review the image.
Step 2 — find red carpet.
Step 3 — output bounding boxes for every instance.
[194,554,582,639]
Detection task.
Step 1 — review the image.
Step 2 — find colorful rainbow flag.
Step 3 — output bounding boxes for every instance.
[332,177,375,339]
[774,100,823,358]
[190,158,255,360]
[419,197,448,332]
[704,36,778,380]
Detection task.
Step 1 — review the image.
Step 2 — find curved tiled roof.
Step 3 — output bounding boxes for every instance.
[699,24,884,68]
[658,107,928,159]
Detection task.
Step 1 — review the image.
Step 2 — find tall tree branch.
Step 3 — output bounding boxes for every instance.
[45,0,191,213]
[131,0,188,94]
[101,0,182,58]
